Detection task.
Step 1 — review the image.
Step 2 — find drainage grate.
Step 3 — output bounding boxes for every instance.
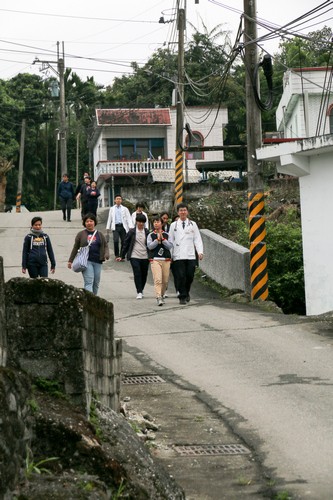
[122,375,166,385]
[173,444,250,456]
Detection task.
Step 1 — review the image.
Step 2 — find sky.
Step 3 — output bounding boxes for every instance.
[0,0,332,87]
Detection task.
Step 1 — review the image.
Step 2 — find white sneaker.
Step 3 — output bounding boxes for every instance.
[157,297,164,306]
[136,293,143,299]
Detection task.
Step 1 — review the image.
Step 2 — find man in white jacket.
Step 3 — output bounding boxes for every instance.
[168,203,203,304]
[106,195,134,259]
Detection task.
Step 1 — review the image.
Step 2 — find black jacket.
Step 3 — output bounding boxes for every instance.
[121,227,149,260]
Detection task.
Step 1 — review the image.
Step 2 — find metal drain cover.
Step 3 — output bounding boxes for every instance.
[174,444,250,456]
[122,375,166,384]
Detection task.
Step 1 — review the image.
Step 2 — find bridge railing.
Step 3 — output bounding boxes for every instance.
[96,159,174,177]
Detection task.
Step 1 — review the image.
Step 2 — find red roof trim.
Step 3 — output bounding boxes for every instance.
[96,108,171,126]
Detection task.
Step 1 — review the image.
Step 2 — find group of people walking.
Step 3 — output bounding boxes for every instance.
[57,172,100,222]
[106,194,204,306]
[21,190,204,306]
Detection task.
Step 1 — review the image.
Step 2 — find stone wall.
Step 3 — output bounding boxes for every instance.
[0,257,6,366]
[3,278,121,417]
[0,367,31,500]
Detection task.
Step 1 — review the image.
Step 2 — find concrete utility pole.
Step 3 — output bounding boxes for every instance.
[57,42,67,176]
[174,7,186,207]
[16,118,26,213]
[33,41,67,179]
[243,0,268,300]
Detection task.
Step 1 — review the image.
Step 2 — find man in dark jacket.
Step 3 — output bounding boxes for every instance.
[118,213,150,299]
[58,173,75,221]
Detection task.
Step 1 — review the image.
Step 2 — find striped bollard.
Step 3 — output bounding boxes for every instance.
[248,191,269,300]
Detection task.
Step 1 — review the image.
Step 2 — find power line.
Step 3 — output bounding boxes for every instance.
[0,8,160,24]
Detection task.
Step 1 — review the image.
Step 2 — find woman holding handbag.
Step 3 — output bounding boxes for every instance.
[68,213,109,295]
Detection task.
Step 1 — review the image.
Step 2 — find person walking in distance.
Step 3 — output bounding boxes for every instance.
[22,216,56,278]
[58,173,75,221]
[87,180,100,217]
[131,202,149,229]
[76,175,91,219]
[168,203,203,305]
[147,216,173,306]
[118,213,150,299]
[106,194,133,260]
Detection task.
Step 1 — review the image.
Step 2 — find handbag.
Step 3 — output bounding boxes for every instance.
[72,230,97,273]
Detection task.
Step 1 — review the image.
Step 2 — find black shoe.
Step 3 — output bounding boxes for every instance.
[186,295,190,302]
[179,298,187,305]
[67,219,71,222]
[63,216,66,221]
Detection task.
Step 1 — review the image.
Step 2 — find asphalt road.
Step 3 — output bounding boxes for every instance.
[2,208,333,499]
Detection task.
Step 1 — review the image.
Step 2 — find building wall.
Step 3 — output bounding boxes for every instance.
[299,152,333,315]
[277,69,333,137]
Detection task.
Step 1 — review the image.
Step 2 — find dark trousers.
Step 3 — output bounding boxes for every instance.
[130,258,149,293]
[81,200,89,218]
[172,259,196,300]
[60,197,72,221]
[113,224,126,257]
[27,263,48,278]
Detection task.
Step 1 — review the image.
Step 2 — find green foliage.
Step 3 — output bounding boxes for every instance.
[27,399,39,413]
[233,211,305,315]
[111,479,126,499]
[33,378,66,398]
[89,400,103,439]
[25,446,58,479]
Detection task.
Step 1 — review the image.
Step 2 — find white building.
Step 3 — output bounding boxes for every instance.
[258,67,333,316]
[276,67,333,139]
[89,106,228,207]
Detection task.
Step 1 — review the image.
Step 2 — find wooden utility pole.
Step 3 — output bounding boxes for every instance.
[16,118,26,213]
[174,7,185,207]
[244,0,268,300]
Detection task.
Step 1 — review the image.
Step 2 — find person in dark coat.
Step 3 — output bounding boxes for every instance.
[22,216,56,278]
[76,176,91,219]
[118,213,150,299]
[87,180,100,217]
[58,173,75,222]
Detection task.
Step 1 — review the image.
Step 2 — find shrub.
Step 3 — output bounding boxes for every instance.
[232,211,305,315]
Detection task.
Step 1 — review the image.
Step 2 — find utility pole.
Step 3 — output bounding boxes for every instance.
[244,0,268,300]
[57,42,67,176]
[33,41,67,178]
[16,118,26,213]
[174,7,185,207]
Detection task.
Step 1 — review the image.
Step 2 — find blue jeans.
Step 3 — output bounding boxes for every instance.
[82,260,102,295]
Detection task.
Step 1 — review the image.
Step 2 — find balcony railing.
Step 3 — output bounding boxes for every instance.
[96,159,174,178]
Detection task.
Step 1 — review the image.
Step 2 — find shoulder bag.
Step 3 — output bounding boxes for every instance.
[72,230,97,273]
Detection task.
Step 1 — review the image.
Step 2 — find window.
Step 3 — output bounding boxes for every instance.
[106,138,165,161]
[107,139,120,160]
[150,138,164,159]
[185,131,204,160]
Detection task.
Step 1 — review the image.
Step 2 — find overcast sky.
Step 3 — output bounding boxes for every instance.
[0,0,331,87]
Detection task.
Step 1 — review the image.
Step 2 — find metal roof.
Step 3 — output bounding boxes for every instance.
[96,108,172,126]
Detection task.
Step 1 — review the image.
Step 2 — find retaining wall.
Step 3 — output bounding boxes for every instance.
[2,274,121,417]
[199,229,251,295]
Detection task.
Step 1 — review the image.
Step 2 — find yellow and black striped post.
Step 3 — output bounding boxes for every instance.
[16,192,22,213]
[175,148,184,205]
[248,191,268,300]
